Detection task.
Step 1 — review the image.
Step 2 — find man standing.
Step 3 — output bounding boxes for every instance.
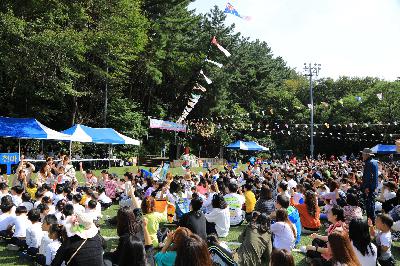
[361,148,379,221]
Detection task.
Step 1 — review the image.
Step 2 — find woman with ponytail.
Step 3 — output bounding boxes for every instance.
[271,209,296,251]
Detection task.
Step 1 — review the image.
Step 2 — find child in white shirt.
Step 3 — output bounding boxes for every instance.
[45,224,64,266]
[11,186,24,207]
[7,206,31,250]
[36,214,58,265]
[20,192,34,212]
[370,214,395,266]
[26,209,43,256]
[72,194,85,214]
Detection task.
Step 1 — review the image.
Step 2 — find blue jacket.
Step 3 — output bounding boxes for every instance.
[287,206,301,245]
[362,158,379,191]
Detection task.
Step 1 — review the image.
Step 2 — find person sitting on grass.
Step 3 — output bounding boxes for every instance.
[174,234,213,266]
[271,209,296,252]
[26,209,43,257]
[7,206,29,251]
[141,195,168,247]
[369,214,395,266]
[348,218,377,266]
[290,190,321,234]
[343,193,363,225]
[254,185,275,216]
[154,227,192,266]
[237,212,272,266]
[205,194,230,238]
[207,234,236,266]
[35,214,57,265]
[179,195,207,240]
[270,249,295,266]
[304,205,345,264]
[271,195,301,245]
[328,231,361,266]
[45,224,66,265]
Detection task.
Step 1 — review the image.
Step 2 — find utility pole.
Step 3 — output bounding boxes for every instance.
[104,64,108,127]
[304,63,321,159]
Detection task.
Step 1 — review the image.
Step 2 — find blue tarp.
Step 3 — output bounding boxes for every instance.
[62,124,140,145]
[0,117,70,140]
[371,144,397,154]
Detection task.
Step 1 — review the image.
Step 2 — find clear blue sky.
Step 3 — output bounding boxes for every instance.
[190,0,400,80]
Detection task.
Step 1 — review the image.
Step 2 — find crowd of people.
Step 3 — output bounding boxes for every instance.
[0,149,399,266]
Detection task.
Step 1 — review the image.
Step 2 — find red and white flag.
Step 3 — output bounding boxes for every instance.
[194,84,207,92]
[211,36,231,57]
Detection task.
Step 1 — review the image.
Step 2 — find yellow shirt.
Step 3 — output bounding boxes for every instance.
[26,187,37,200]
[144,212,168,247]
[244,190,256,213]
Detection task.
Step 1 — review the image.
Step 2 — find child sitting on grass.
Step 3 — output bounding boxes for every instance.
[369,214,395,266]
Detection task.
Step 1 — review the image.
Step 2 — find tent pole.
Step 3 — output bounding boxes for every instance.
[69,141,72,157]
[18,139,21,159]
[108,145,111,169]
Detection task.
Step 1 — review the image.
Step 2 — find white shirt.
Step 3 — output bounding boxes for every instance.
[270,221,296,251]
[351,242,377,266]
[98,193,112,204]
[205,207,230,237]
[39,232,51,255]
[287,179,297,191]
[376,231,392,260]
[53,194,65,206]
[44,191,54,199]
[0,213,14,231]
[26,222,44,248]
[203,192,216,213]
[10,215,31,237]
[45,239,62,265]
[72,203,85,214]
[223,193,245,226]
[20,201,34,212]
[11,195,22,207]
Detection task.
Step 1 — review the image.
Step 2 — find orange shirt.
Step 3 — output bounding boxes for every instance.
[290,197,321,229]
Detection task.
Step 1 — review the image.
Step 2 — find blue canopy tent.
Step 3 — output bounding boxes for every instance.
[62,125,140,162]
[245,141,269,151]
[0,116,71,157]
[226,140,250,150]
[371,144,397,154]
[226,140,268,151]
[62,124,140,145]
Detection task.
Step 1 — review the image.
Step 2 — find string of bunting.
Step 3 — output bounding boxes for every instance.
[176,36,231,124]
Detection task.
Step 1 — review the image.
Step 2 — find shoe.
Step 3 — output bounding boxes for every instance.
[7,244,19,251]
[299,246,307,253]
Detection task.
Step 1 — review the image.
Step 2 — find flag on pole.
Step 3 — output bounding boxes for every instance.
[377,93,383,100]
[308,104,313,109]
[211,36,231,57]
[200,70,212,84]
[205,59,223,68]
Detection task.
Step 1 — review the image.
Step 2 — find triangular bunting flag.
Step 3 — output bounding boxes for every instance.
[199,70,212,84]
[211,36,231,57]
[377,93,383,100]
[194,84,206,92]
[205,59,223,68]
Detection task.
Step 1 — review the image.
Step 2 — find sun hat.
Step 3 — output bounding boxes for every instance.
[65,211,98,239]
[360,148,374,155]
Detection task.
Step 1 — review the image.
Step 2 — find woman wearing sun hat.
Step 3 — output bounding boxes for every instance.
[51,211,105,266]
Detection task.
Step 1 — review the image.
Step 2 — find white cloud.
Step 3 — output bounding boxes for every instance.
[190,0,400,80]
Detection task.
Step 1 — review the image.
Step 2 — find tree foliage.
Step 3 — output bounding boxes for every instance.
[0,2,399,157]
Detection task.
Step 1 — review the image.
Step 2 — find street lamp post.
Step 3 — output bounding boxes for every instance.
[304,63,321,159]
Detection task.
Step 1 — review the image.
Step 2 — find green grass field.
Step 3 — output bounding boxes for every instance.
[0,166,399,265]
